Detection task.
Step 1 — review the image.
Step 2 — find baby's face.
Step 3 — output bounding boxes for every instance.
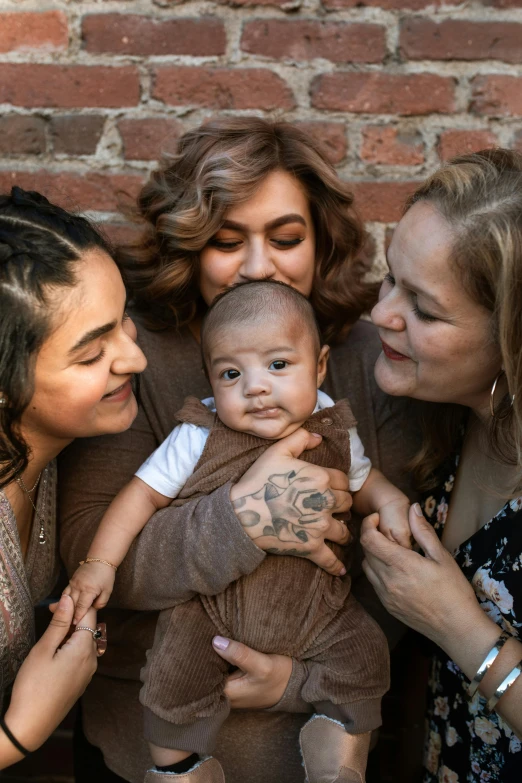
[207,318,328,440]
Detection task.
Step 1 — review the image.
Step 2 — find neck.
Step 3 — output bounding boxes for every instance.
[16,428,73,487]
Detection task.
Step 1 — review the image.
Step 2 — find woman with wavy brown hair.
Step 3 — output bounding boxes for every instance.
[59,117,416,782]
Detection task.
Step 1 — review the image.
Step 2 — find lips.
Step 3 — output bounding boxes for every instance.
[102,378,132,401]
[249,407,281,418]
[380,340,410,361]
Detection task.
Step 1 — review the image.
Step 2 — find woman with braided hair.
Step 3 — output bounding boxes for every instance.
[0,187,147,768]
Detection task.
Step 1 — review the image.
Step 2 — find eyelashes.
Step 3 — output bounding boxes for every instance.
[383,272,437,323]
[80,348,106,366]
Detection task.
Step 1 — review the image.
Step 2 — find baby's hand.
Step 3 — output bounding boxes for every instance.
[62,561,116,625]
[377,497,412,549]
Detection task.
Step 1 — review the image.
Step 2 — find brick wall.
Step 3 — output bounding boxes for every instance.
[1,0,522,274]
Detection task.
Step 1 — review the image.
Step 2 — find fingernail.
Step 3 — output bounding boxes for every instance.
[339,566,347,576]
[311,433,321,439]
[413,503,424,517]
[213,636,230,651]
[59,593,71,607]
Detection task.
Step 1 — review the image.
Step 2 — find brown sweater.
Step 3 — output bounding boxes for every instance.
[58,318,418,783]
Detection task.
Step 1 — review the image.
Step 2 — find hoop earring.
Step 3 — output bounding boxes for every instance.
[0,397,6,407]
[490,371,515,420]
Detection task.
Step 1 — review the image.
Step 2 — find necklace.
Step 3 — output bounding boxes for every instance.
[16,474,46,544]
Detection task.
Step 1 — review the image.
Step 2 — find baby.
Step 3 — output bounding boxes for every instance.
[67,281,411,783]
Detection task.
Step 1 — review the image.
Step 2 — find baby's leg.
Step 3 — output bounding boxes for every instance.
[140,598,230,776]
[299,594,390,782]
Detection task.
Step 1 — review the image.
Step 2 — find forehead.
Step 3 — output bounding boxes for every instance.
[390,202,462,306]
[207,311,315,359]
[223,170,311,225]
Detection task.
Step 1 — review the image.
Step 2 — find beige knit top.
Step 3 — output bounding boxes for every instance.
[0,462,58,702]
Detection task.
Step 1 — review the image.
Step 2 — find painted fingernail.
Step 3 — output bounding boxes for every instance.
[339,566,347,576]
[213,636,230,651]
[413,503,424,517]
[311,432,321,439]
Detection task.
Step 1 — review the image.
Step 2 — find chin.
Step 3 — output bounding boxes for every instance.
[104,397,139,435]
[374,355,411,398]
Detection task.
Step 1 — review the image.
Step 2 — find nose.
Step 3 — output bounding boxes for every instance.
[371,283,407,333]
[243,369,271,397]
[239,237,277,282]
[111,326,148,377]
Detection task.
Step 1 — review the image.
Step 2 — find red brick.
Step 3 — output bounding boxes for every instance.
[152,67,295,110]
[361,127,424,165]
[295,122,347,164]
[51,115,105,156]
[118,118,183,161]
[219,0,298,6]
[437,130,498,161]
[82,14,225,56]
[323,0,459,8]
[0,116,46,156]
[471,76,522,117]
[351,182,418,223]
[0,11,68,53]
[486,0,522,7]
[0,171,145,213]
[0,65,140,109]
[311,73,455,116]
[241,21,385,63]
[400,19,522,64]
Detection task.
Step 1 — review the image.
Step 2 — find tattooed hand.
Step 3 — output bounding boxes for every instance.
[230,428,352,576]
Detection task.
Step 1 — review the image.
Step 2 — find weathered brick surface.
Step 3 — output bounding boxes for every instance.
[311,73,455,115]
[50,115,106,156]
[153,67,296,109]
[0,65,140,108]
[361,127,424,165]
[0,11,68,53]
[471,76,522,117]
[437,130,498,161]
[241,21,386,63]
[0,116,46,156]
[400,19,522,64]
[0,0,521,288]
[118,118,183,160]
[82,14,226,57]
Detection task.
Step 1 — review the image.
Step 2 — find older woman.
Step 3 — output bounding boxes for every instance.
[0,188,147,768]
[361,149,522,781]
[58,118,416,782]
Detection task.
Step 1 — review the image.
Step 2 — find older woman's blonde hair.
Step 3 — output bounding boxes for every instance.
[407,149,522,491]
[118,117,377,344]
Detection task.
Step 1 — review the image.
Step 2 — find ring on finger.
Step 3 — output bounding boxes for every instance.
[74,622,107,656]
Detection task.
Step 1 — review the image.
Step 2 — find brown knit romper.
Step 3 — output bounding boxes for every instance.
[140,398,390,753]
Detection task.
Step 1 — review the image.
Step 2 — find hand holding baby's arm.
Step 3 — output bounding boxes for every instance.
[63,476,172,624]
[352,468,412,549]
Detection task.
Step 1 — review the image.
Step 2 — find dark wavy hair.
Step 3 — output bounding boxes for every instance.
[118,117,378,344]
[0,187,112,489]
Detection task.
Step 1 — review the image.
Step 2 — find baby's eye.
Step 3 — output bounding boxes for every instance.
[269,360,288,371]
[222,368,241,380]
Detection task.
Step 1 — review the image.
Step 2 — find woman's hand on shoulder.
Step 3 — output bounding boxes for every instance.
[230,428,352,576]
[361,504,480,649]
[0,594,98,766]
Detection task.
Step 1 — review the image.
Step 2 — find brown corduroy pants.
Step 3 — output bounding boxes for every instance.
[140,593,389,754]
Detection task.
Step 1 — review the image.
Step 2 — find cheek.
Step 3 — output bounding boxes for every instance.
[199,251,239,303]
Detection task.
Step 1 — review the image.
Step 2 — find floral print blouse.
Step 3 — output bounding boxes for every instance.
[422,450,522,783]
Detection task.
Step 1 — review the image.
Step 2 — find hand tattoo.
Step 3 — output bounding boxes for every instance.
[233,469,335,552]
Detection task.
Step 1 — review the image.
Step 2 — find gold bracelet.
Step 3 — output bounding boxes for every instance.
[486,658,522,714]
[79,557,117,570]
[467,631,511,700]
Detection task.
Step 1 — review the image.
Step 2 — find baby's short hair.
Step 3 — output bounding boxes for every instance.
[201,281,322,365]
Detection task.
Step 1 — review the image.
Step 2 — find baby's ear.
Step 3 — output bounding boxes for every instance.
[317,345,330,387]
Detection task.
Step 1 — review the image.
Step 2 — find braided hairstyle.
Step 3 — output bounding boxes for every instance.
[0,187,112,488]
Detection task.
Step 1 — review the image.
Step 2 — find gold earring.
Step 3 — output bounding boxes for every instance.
[490,371,515,420]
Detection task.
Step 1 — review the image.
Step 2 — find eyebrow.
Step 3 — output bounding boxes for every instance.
[68,321,117,355]
[385,252,446,310]
[220,214,307,232]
